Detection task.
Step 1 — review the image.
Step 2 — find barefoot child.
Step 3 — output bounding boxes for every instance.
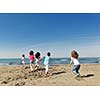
[21,54,25,67]
[35,52,41,70]
[69,50,81,77]
[29,50,35,71]
[43,52,51,76]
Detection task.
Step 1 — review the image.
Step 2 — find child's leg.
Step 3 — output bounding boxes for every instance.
[35,65,38,70]
[30,61,33,71]
[23,62,25,67]
[76,65,80,75]
[35,61,40,70]
[72,65,80,76]
[45,65,49,74]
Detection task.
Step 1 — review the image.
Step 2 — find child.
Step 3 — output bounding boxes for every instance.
[21,54,25,67]
[35,52,41,70]
[69,50,81,77]
[29,50,35,71]
[43,52,51,75]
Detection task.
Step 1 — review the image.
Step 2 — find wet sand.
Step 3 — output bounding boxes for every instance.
[0,64,99,86]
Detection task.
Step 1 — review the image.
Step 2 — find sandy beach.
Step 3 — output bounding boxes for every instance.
[0,64,99,86]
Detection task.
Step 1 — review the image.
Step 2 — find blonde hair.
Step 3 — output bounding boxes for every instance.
[71,50,79,59]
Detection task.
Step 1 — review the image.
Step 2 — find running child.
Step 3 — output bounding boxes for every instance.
[29,50,35,71]
[43,52,51,76]
[69,50,81,77]
[21,54,25,67]
[35,52,41,70]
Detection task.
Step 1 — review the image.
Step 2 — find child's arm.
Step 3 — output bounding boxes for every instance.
[68,58,72,67]
[38,57,43,61]
[70,60,72,65]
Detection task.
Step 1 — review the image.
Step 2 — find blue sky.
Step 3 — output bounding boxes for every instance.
[0,13,100,58]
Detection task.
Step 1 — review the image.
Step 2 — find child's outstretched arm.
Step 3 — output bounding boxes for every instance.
[68,59,72,67]
[39,57,43,61]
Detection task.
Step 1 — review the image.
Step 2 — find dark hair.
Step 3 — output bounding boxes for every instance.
[71,50,79,59]
[29,50,34,55]
[22,54,25,57]
[35,52,40,59]
[47,52,51,56]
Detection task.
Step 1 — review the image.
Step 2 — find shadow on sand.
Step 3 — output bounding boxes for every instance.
[34,68,45,72]
[81,74,94,78]
[52,71,66,75]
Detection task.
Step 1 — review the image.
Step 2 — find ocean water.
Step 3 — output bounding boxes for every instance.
[0,57,100,66]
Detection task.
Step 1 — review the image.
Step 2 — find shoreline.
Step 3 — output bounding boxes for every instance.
[0,63,99,67]
[0,64,99,86]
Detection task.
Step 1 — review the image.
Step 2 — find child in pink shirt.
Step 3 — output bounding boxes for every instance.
[29,50,35,71]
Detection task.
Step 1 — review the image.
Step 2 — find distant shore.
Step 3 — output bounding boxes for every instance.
[0,64,100,86]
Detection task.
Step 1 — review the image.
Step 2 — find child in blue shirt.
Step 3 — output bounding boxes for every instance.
[44,52,51,75]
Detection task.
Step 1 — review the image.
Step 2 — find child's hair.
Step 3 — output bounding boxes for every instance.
[47,52,51,56]
[29,50,34,55]
[71,50,79,59]
[35,52,40,59]
[22,54,25,57]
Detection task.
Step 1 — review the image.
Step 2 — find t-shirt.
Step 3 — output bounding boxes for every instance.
[22,57,25,60]
[70,57,80,65]
[35,58,40,64]
[21,57,25,64]
[44,56,50,65]
[29,55,35,61]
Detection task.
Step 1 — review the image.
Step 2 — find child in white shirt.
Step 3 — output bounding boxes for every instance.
[21,54,25,67]
[69,50,81,77]
[35,52,41,70]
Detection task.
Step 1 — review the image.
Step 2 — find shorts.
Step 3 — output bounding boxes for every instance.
[30,60,35,64]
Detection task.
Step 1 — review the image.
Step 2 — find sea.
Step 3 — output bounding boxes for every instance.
[0,57,100,66]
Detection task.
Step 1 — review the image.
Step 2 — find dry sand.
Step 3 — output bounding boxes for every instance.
[0,64,99,86]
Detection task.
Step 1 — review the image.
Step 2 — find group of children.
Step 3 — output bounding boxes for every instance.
[21,51,51,76]
[21,50,81,77]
